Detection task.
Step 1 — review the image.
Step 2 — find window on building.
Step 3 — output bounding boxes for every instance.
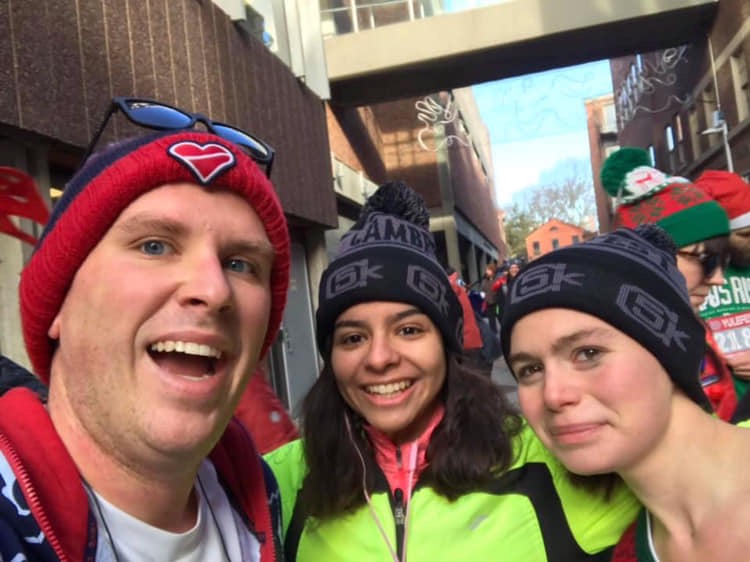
[602,103,617,133]
[648,145,656,166]
[703,84,719,147]
[533,241,540,256]
[674,114,684,142]
[688,105,701,159]
[572,235,580,244]
[731,50,750,122]
[552,239,559,250]
[631,63,640,99]
[674,113,685,164]
[665,125,675,152]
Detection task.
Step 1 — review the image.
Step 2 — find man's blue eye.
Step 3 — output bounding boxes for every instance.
[141,240,167,255]
[226,259,254,274]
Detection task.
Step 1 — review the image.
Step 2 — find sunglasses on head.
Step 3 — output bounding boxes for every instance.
[82,97,275,177]
[677,249,727,279]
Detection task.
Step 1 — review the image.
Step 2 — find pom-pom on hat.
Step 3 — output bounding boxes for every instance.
[694,170,750,230]
[501,224,710,411]
[20,130,290,383]
[601,147,729,247]
[315,181,463,354]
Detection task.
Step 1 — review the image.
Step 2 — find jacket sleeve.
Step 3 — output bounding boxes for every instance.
[0,451,59,561]
[263,440,308,537]
[0,355,48,400]
[0,519,34,562]
[234,370,299,454]
[513,424,640,555]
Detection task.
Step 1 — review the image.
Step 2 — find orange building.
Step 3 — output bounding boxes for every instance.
[526,219,585,260]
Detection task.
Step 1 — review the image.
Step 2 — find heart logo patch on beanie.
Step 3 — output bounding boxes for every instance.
[168,141,236,184]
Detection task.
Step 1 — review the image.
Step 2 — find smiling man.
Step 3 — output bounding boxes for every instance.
[0,128,290,561]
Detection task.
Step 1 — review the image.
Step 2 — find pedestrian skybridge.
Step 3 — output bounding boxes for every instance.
[322,0,718,106]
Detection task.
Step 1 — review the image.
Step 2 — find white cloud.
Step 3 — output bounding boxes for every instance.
[492,130,591,205]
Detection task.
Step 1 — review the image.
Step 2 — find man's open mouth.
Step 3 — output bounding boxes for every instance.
[148,340,223,378]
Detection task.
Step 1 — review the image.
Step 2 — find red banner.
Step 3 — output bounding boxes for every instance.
[0,166,50,245]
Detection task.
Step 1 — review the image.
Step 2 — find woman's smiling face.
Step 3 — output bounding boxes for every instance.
[331,301,447,444]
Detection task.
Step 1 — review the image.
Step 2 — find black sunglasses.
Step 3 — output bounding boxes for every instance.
[677,249,727,279]
[82,97,275,177]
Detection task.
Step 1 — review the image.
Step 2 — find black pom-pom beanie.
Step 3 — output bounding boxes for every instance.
[501,224,710,411]
[315,181,463,354]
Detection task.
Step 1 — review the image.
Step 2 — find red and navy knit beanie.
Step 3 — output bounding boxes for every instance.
[315,181,463,354]
[500,224,710,411]
[20,130,290,383]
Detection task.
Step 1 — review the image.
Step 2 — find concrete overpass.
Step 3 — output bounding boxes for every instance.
[324,0,718,106]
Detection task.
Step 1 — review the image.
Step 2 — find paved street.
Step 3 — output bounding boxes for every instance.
[491,357,518,406]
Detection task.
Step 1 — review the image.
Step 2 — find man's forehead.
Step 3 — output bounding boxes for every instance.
[110,183,268,241]
[116,182,255,215]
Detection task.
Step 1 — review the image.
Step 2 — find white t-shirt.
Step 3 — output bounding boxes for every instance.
[86,459,261,562]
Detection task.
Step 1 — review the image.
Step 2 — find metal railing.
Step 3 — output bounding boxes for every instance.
[331,155,379,204]
[320,0,440,37]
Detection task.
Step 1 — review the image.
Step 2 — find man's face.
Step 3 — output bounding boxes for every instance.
[729,226,750,268]
[47,182,274,467]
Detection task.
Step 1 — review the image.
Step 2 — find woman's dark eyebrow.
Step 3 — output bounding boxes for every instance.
[333,307,423,331]
[549,328,611,354]
[508,327,613,366]
[507,351,536,369]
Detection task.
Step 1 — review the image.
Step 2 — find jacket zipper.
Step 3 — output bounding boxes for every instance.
[0,431,67,560]
[393,487,405,562]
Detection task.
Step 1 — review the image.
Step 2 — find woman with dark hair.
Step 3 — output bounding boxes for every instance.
[265,181,637,561]
[600,147,734,418]
[502,225,750,561]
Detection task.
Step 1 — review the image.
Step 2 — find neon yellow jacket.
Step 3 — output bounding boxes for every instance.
[264,425,638,561]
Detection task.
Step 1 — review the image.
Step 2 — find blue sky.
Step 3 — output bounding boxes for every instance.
[442,0,614,207]
[472,61,613,206]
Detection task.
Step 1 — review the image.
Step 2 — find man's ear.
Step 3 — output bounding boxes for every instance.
[48,315,61,340]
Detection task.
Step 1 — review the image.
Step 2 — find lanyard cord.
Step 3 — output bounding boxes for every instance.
[82,478,122,562]
[82,476,230,561]
[345,414,402,562]
[196,472,232,562]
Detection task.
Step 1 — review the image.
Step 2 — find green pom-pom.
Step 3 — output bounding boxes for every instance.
[600,147,651,197]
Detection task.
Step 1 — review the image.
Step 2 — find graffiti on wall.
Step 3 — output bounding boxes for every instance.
[415,96,470,152]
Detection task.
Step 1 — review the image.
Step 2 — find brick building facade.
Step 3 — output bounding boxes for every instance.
[610,0,750,182]
[585,93,619,232]
[526,219,585,260]
[0,0,335,413]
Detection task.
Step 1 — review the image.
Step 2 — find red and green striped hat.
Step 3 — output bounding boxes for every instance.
[601,147,729,247]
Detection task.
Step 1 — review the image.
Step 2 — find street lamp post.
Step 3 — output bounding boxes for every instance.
[701,114,734,172]
[702,36,735,173]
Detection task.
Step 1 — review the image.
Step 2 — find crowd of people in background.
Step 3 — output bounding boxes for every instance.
[2,94,750,561]
[600,147,737,419]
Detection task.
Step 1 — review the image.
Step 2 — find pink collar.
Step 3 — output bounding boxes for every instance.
[364,404,445,500]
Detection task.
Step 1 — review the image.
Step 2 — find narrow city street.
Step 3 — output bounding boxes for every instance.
[491,356,518,407]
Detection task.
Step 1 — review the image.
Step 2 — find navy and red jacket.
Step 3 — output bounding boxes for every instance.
[0,387,282,561]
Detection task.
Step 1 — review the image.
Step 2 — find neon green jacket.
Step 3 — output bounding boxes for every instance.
[264,425,638,561]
